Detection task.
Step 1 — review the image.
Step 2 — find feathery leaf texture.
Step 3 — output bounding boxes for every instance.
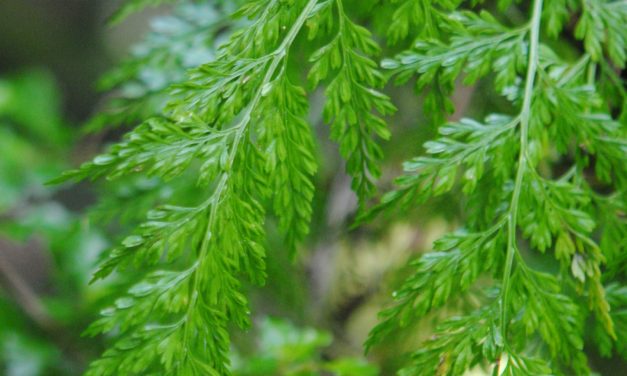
[57,0,626,373]
[57,0,393,374]
[381,0,462,44]
[365,0,626,374]
[382,10,527,122]
[308,0,396,202]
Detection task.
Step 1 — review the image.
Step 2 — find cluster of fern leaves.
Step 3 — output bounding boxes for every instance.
[364,0,626,374]
[57,0,625,374]
[59,0,392,374]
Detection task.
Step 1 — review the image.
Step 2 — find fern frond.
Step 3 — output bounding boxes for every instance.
[54,0,625,373]
[592,283,627,359]
[64,1,323,374]
[397,301,502,376]
[361,114,518,222]
[308,0,396,202]
[381,0,462,44]
[365,0,626,373]
[382,11,527,122]
[365,224,506,350]
[509,268,589,372]
[576,0,627,67]
[259,76,318,255]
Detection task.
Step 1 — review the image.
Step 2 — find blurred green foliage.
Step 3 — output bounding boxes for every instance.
[0,70,102,375]
[232,317,378,376]
[0,71,68,210]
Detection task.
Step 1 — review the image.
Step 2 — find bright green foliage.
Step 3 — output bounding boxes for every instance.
[397,300,504,376]
[362,114,518,222]
[593,283,627,359]
[365,225,506,349]
[381,0,462,44]
[308,0,396,201]
[509,268,588,371]
[258,76,317,254]
[56,0,392,374]
[365,0,626,374]
[53,0,627,374]
[75,0,321,370]
[576,0,627,67]
[382,11,527,123]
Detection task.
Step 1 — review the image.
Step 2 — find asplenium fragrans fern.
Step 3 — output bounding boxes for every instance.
[55,0,626,374]
[362,0,626,374]
[56,0,393,374]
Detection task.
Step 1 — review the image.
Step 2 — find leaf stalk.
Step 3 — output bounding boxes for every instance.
[499,0,544,349]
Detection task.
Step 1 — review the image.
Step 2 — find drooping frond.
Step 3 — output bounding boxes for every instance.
[364,0,626,374]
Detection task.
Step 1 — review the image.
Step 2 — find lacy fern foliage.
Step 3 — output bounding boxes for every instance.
[57,0,626,374]
[58,0,391,374]
[365,0,626,375]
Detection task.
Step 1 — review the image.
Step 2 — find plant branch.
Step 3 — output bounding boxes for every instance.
[499,0,543,347]
[182,0,320,348]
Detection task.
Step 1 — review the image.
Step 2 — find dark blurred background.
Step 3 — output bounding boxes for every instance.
[0,0,167,120]
[1,0,107,120]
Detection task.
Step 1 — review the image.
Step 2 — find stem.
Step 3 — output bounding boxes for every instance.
[499,0,543,343]
[181,0,320,352]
